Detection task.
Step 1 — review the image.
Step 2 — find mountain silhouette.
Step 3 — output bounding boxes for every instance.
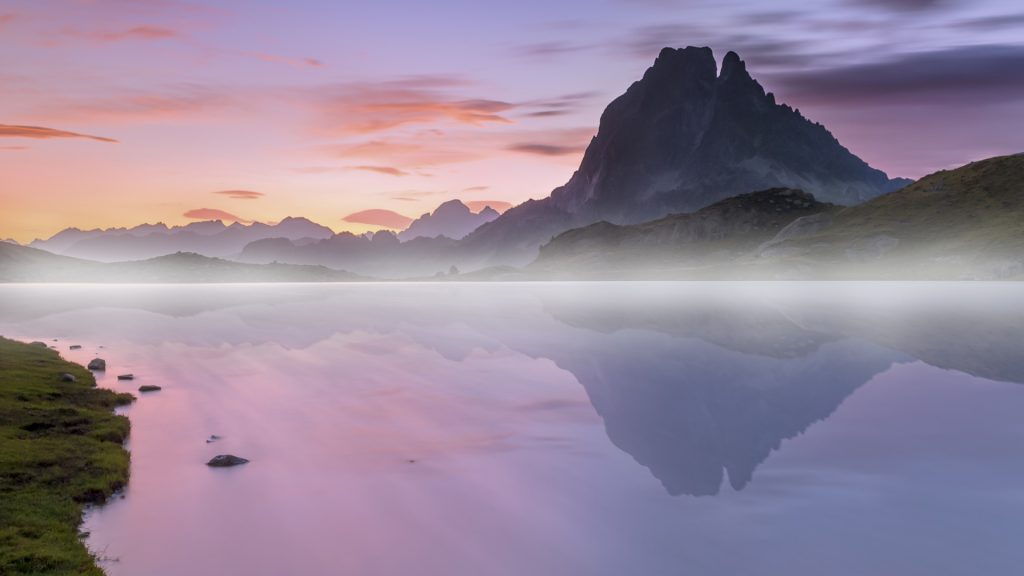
[398,200,500,241]
[457,47,908,266]
[30,217,334,262]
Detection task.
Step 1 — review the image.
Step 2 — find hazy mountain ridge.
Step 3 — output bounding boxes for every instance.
[30,217,335,262]
[398,200,500,241]
[237,231,462,278]
[0,243,362,283]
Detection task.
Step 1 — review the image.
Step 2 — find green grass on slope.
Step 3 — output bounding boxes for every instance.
[802,154,1024,259]
[0,337,134,575]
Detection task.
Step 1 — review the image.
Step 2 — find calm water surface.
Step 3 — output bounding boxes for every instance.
[1,282,1023,576]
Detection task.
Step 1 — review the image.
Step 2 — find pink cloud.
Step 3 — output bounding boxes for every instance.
[213,190,264,200]
[342,209,413,229]
[0,124,117,142]
[316,78,515,135]
[507,143,587,156]
[464,200,513,214]
[92,25,178,42]
[351,165,410,177]
[183,208,250,223]
[330,139,481,167]
[251,52,324,69]
[38,86,233,124]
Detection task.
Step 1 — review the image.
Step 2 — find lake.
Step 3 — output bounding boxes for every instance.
[1,282,1022,575]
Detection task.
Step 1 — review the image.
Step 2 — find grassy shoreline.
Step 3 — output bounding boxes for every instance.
[0,337,134,575]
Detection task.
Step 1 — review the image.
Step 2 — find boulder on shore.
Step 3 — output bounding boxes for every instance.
[206,454,249,467]
[87,358,106,371]
[59,373,77,383]
[30,341,48,348]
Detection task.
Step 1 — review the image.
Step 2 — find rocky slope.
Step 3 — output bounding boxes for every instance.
[757,154,1024,278]
[457,47,908,266]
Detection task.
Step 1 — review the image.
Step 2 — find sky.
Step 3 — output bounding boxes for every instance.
[1,0,1023,242]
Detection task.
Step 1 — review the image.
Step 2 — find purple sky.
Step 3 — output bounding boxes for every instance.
[1,0,1022,241]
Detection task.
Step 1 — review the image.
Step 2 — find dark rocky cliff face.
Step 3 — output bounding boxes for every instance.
[551,47,901,221]
[462,47,906,265]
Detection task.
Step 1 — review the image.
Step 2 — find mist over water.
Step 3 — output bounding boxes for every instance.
[1,282,1023,576]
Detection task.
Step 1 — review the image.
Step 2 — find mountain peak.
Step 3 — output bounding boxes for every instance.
[398,199,498,242]
[649,46,716,77]
[719,51,746,79]
[434,199,471,215]
[544,46,902,223]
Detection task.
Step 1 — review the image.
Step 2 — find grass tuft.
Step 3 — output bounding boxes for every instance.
[0,336,134,575]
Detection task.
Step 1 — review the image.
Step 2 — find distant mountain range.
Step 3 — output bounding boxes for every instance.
[28,199,504,271]
[233,200,502,277]
[29,217,334,262]
[0,243,362,283]
[399,200,500,241]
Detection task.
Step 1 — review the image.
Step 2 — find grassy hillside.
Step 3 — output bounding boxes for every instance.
[532,188,837,278]
[0,337,134,575]
[764,154,1024,278]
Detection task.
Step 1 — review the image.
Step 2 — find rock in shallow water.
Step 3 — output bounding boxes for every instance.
[87,358,106,371]
[138,385,162,392]
[206,454,249,467]
[118,374,134,381]
[69,345,82,350]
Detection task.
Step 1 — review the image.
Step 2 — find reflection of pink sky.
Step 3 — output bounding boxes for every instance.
[71,332,602,576]
[3,283,1024,574]
[2,1,1023,242]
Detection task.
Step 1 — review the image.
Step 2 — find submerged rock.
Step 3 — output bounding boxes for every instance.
[87,358,106,371]
[206,454,249,467]
[117,374,135,381]
[206,435,222,444]
[60,373,77,383]
[138,385,162,393]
